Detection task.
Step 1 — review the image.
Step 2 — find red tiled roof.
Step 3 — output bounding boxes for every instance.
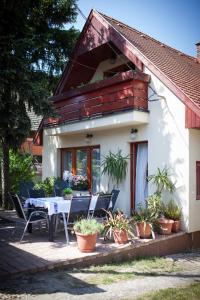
[100,13,200,109]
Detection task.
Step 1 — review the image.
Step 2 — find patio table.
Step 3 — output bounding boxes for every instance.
[25,197,71,242]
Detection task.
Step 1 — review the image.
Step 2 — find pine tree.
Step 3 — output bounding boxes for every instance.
[0,0,79,208]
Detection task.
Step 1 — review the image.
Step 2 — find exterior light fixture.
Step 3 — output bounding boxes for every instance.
[85,133,93,144]
[130,128,138,140]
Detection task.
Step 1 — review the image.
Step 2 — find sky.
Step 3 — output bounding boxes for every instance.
[74,0,200,57]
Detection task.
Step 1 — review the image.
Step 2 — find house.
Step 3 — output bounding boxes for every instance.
[21,109,43,178]
[35,9,200,233]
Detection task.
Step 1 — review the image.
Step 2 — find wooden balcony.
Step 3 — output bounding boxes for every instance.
[45,70,150,127]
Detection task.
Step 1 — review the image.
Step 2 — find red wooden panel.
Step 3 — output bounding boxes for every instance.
[186,107,200,129]
[45,71,148,127]
[196,161,200,200]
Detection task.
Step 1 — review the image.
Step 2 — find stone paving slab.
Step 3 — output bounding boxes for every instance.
[0,210,188,278]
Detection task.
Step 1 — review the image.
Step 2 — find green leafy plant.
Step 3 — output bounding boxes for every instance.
[132,205,156,225]
[162,199,182,221]
[101,150,129,188]
[147,194,162,219]
[74,219,104,235]
[8,150,36,193]
[104,210,134,237]
[34,177,56,197]
[63,187,73,195]
[148,167,174,196]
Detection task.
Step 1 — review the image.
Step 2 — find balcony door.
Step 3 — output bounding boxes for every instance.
[61,145,100,193]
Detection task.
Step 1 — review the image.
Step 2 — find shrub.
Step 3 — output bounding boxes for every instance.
[9,150,36,193]
[34,177,56,197]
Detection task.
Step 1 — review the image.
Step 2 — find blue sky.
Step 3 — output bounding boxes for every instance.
[74,0,200,57]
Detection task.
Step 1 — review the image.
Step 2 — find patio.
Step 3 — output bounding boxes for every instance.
[0,210,191,278]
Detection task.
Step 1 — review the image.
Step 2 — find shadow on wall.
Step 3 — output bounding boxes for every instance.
[147,79,189,230]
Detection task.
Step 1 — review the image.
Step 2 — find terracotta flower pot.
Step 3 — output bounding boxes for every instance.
[172,220,181,233]
[136,222,152,239]
[63,195,73,200]
[113,229,128,244]
[75,232,97,253]
[158,218,174,235]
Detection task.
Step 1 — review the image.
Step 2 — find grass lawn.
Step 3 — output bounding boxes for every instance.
[67,256,181,285]
[137,283,200,300]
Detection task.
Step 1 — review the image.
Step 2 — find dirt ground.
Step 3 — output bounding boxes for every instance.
[1,251,200,300]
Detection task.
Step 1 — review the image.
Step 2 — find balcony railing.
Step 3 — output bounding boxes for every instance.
[45,70,150,127]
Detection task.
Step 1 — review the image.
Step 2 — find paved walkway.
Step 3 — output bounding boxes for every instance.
[0,252,200,299]
[0,210,187,278]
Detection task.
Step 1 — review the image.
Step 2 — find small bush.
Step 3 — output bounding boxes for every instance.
[74,219,104,235]
[63,187,73,195]
[162,199,182,220]
[34,177,56,196]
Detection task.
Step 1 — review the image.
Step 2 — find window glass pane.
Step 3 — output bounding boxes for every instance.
[63,151,72,173]
[92,148,100,193]
[76,150,87,176]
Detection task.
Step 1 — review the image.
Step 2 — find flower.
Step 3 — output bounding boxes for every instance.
[71,175,89,190]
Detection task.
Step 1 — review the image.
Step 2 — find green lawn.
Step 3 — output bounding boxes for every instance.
[68,256,180,285]
[137,283,200,300]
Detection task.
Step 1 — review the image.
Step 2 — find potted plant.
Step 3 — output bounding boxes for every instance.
[63,187,73,200]
[71,175,89,191]
[148,167,175,235]
[102,150,129,191]
[162,200,182,233]
[132,205,155,239]
[147,167,175,196]
[74,219,104,253]
[104,210,134,244]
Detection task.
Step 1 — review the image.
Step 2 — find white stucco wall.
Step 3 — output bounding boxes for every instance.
[90,54,128,83]
[143,66,190,231]
[43,64,193,232]
[189,129,200,232]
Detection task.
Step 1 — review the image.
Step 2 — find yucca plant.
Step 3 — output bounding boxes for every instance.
[147,167,174,196]
[101,150,129,188]
[104,210,135,239]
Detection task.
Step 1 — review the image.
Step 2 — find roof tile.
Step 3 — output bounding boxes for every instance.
[100,13,200,108]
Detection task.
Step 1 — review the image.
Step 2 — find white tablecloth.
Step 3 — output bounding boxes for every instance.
[25,195,112,216]
[25,197,71,216]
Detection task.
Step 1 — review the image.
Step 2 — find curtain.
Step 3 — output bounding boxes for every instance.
[135,143,148,209]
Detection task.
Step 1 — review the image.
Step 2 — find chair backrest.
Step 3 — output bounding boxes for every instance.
[68,195,91,223]
[111,189,120,211]
[29,188,46,198]
[54,187,63,197]
[93,194,112,218]
[19,181,34,199]
[8,193,27,221]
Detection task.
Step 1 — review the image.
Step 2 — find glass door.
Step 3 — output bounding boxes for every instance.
[76,149,87,176]
[91,148,100,193]
[63,150,72,173]
[61,146,100,191]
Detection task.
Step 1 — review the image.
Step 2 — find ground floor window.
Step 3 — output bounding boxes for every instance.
[61,145,100,193]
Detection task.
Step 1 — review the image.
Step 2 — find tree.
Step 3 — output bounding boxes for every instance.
[0,0,79,208]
